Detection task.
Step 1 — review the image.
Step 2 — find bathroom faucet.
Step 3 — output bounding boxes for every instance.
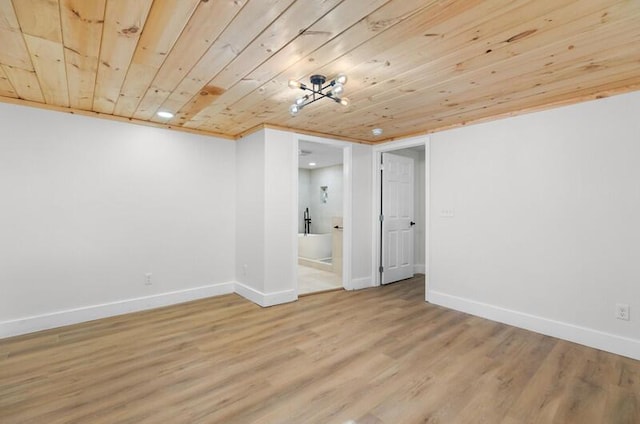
[303,208,312,235]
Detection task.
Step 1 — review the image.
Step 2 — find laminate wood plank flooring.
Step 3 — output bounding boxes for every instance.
[1,275,638,423]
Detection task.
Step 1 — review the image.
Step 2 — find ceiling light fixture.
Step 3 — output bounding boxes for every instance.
[156,111,174,119]
[288,73,349,116]
[372,128,383,136]
[308,162,316,166]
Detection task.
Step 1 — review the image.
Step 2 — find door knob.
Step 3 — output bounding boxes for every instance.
[410,221,416,226]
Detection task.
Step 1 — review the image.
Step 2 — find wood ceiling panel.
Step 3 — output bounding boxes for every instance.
[170,0,392,129]
[0,0,41,101]
[455,53,640,115]
[322,3,640,136]
[23,33,69,105]
[389,68,640,141]
[151,0,304,127]
[0,0,35,70]
[0,64,17,97]
[203,0,437,134]
[11,0,62,42]
[113,0,200,117]
[60,0,106,110]
[345,54,640,140]
[355,44,640,137]
[2,64,44,102]
[279,0,583,128]
[93,0,153,114]
[153,0,296,125]
[282,0,561,127]
[192,0,463,133]
[221,0,523,134]
[200,0,343,87]
[347,49,640,138]
[0,0,638,142]
[276,0,640,140]
[12,0,68,105]
[131,0,249,120]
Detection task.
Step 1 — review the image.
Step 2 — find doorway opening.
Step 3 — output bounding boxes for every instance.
[297,140,345,295]
[374,140,428,290]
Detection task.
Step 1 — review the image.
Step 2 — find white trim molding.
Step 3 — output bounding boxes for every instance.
[371,135,431,290]
[0,282,235,339]
[1,281,303,339]
[429,290,640,361]
[348,277,375,291]
[234,282,297,307]
[293,132,354,293]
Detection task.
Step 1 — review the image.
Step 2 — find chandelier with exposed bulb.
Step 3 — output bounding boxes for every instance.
[287,73,349,116]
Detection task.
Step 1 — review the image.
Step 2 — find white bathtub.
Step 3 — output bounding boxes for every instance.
[298,233,332,260]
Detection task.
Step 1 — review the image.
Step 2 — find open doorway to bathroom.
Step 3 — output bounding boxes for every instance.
[297,140,344,295]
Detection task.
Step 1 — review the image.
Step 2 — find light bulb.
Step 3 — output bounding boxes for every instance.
[288,79,301,89]
[156,111,174,119]
[336,73,348,85]
[332,83,344,96]
[295,95,307,106]
[289,104,300,116]
[339,97,350,107]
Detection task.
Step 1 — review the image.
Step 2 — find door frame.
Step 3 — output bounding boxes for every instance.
[293,133,353,294]
[371,135,431,301]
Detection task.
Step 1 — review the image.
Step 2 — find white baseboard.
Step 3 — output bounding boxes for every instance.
[414,264,426,274]
[233,282,297,307]
[348,277,375,291]
[233,281,265,306]
[0,282,235,339]
[429,290,640,361]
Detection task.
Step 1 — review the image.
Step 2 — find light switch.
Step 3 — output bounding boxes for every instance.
[440,209,455,218]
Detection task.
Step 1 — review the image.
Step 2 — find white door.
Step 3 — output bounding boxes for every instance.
[382,152,414,284]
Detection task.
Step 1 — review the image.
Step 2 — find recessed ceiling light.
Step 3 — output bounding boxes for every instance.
[372,128,383,136]
[156,111,174,119]
[309,162,316,166]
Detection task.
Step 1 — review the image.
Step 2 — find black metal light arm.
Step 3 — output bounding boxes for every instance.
[294,86,341,106]
[288,73,349,115]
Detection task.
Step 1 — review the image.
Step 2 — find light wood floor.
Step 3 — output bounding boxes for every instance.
[1,276,638,423]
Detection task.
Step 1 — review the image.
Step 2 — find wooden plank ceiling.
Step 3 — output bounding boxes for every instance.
[1,0,639,143]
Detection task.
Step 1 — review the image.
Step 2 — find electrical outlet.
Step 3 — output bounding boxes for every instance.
[615,303,630,321]
[242,264,248,276]
[144,273,153,286]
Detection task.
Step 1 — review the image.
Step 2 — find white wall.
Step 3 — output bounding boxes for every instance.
[264,129,296,296]
[0,103,236,335]
[429,90,640,359]
[350,143,373,286]
[299,165,343,234]
[0,103,372,335]
[235,130,265,292]
[298,168,310,233]
[234,129,297,305]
